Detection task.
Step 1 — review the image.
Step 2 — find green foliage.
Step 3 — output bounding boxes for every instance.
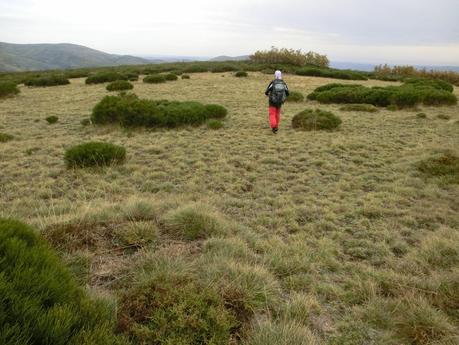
[417,151,459,184]
[85,72,127,84]
[164,73,178,81]
[182,65,209,73]
[64,142,126,168]
[340,104,378,112]
[118,263,237,345]
[143,74,166,84]
[0,81,20,98]
[0,132,14,142]
[0,218,127,345]
[181,74,191,79]
[45,115,58,124]
[91,94,227,128]
[250,47,329,67]
[106,80,134,92]
[292,109,342,131]
[64,70,90,79]
[207,119,224,130]
[296,67,368,80]
[211,65,238,73]
[204,104,228,119]
[308,81,457,108]
[235,71,248,77]
[24,74,70,87]
[286,91,304,102]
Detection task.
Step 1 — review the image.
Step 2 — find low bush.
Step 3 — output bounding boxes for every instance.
[106,80,134,92]
[340,104,378,112]
[204,104,228,119]
[46,115,58,124]
[143,75,166,84]
[207,119,224,129]
[286,91,304,102]
[211,65,238,73]
[91,94,228,128]
[0,218,126,345]
[117,260,237,345]
[292,109,342,131]
[64,70,90,79]
[0,81,20,97]
[24,75,70,87]
[64,142,126,168]
[164,73,178,81]
[85,72,127,84]
[182,65,209,73]
[297,67,368,80]
[181,74,191,79]
[417,151,459,184]
[0,132,14,142]
[235,71,248,77]
[308,81,457,108]
[250,47,329,67]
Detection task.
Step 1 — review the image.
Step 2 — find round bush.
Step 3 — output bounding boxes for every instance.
[0,132,14,143]
[0,81,20,98]
[292,109,342,131]
[0,218,126,345]
[143,75,166,84]
[46,116,58,124]
[24,75,70,87]
[181,74,191,79]
[106,80,134,92]
[64,142,126,168]
[207,119,224,130]
[85,72,127,85]
[286,91,304,102]
[204,104,228,119]
[164,73,178,81]
[235,71,248,77]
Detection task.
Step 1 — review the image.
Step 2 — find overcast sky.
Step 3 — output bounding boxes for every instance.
[1,0,458,65]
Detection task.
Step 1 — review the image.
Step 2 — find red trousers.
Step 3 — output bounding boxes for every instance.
[269,106,281,128]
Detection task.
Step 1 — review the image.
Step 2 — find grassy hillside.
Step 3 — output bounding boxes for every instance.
[0,42,152,72]
[0,71,458,344]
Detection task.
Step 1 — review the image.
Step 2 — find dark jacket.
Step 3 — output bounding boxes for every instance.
[265,79,289,107]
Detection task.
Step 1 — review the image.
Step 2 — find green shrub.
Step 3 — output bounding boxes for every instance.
[24,75,70,87]
[85,72,127,84]
[308,81,457,108]
[46,115,58,124]
[417,151,459,184]
[106,80,134,91]
[0,132,14,142]
[0,218,126,345]
[211,65,238,73]
[91,94,227,128]
[207,119,224,129]
[182,65,209,73]
[143,75,166,84]
[403,77,454,92]
[0,81,20,98]
[286,91,304,102]
[204,104,228,119]
[181,74,191,79]
[118,265,236,344]
[250,47,329,67]
[340,104,378,112]
[63,70,90,79]
[297,67,368,80]
[123,72,139,81]
[164,73,178,81]
[292,109,342,131]
[235,71,248,77]
[64,142,126,168]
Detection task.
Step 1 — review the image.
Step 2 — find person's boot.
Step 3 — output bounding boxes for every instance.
[272,127,278,134]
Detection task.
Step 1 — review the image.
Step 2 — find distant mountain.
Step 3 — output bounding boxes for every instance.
[210,55,250,62]
[331,61,459,73]
[0,42,154,72]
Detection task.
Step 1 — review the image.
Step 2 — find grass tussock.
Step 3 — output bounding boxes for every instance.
[0,218,127,345]
[64,142,126,168]
[45,115,58,124]
[207,119,224,129]
[0,132,14,142]
[235,71,248,78]
[339,104,378,112]
[292,109,342,131]
[417,151,459,184]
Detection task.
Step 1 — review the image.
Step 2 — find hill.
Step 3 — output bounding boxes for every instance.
[210,55,250,61]
[0,42,153,72]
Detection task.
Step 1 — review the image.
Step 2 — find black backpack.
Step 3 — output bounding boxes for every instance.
[269,80,287,106]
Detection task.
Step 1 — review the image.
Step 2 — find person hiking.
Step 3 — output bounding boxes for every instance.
[265,70,289,134]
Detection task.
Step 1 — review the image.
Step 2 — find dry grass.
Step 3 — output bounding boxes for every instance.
[0,72,458,344]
